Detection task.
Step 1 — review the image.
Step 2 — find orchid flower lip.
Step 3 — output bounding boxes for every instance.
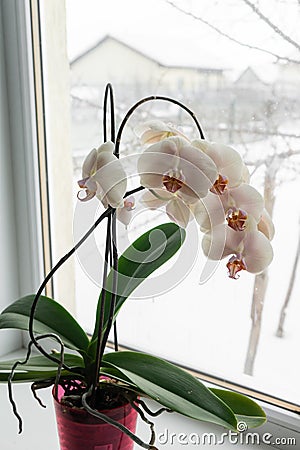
[226,255,247,279]
[226,207,248,232]
[210,174,229,195]
[162,168,186,193]
[78,177,89,189]
[77,190,96,202]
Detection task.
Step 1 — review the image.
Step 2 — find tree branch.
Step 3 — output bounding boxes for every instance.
[241,0,300,53]
[164,0,300,64]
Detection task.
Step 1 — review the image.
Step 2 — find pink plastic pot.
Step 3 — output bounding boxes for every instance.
[53,384,138,450]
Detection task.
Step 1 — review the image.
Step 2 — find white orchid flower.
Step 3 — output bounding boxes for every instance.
[137,137,218,205]
[202,224,273,279]
[257,208,275,240]
[194,184,264,232]
[77,141,127,208]
[117,196,135,227]
[135,120,189,145]
[141,189,192,228]
[192,139,248,194]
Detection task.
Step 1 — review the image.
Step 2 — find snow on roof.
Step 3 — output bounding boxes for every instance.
[71,34,225,72]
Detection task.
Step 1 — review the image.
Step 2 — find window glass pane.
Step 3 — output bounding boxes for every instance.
[62,0,300,406]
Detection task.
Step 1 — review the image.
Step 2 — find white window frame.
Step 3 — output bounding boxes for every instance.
[0,1,299,448]
[0,0,48,356]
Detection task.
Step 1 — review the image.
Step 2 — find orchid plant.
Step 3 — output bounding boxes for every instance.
[0,84,274,449]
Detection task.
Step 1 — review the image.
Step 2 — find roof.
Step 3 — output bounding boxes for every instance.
[70,35,224,73]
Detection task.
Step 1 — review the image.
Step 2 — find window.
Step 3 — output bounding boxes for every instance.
[2,0,299,447]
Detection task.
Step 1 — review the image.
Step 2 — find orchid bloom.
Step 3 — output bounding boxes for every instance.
[192,139,249,194]
[193,183,264,233]
[137,136,218,205]
[135,120,189,145]
[257,208,275,240]
[117,196,135,227]
[77,141,127,208]
[141,189,192,228]
[202,223,273,279]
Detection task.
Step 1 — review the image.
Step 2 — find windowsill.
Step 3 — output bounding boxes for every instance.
[0,350,279,450]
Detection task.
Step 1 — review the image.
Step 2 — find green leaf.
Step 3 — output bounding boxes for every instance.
[210,388,267,429]
[103,351,237,430]
[0,295,89,353]
[90,223,185,352]
[0,370,77,383]
[0,354,85,372]
[0,354,85,383]
[100,365,138,387]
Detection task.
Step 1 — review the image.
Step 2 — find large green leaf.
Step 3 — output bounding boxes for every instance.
[103,351,237,430]
[90,223,185,351]
[0,370,65,383]
[0,295,89,353]
[210,388,266,429]
[0,354,85,383]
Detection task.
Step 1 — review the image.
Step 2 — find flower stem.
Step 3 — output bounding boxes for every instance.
[90,211,113,395]
[99,210,118,358]
[28,207,112,370]
[115,95,205,157]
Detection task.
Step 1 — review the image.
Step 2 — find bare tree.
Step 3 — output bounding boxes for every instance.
[276,218,300,337]
[241,0,300,53]
[244,155,277,375]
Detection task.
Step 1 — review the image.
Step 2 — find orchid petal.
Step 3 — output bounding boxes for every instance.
[141,189,171,209]
[193,193,225,232]
[166,198,191,228]
[229,184,264,222]
[243,231,274,273]
[135,120,188,144]
[138,137,218,199]
[92,154,127,208]
[192,140,244,188]
[241,164,250,183]
[82,148,97,178]
[176,138,218,199]
[202,224,244,260]
[257,209,275,240]
[117,208,132,227]
[138,140,177,188]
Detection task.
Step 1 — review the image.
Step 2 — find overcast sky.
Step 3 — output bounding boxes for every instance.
[65,0,299,74]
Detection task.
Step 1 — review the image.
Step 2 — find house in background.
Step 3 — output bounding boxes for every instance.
[70,35,225,99]
[71,36,299,153]
[69,35,227,155]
